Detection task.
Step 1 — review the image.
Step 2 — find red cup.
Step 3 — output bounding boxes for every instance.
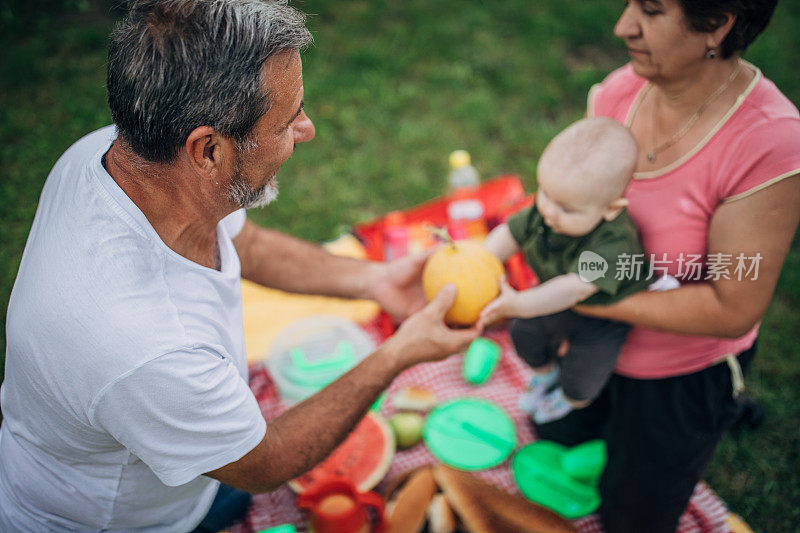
[296,478,387,533]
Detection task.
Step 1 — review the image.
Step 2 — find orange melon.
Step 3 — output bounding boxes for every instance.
[422,240,504,325]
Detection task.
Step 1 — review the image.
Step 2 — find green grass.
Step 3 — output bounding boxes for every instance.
[1,1,799,529]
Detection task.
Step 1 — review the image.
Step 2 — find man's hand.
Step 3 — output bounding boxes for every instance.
[368,251,432,319]
[478,275,520,328]
[382,283,481,369]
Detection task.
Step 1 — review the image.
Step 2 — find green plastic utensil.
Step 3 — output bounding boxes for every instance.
[255,526,296,533]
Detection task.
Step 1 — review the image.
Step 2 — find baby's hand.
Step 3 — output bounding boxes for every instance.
[478,275,519,328]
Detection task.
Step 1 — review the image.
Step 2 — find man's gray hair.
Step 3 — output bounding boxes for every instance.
[107,0,311,163]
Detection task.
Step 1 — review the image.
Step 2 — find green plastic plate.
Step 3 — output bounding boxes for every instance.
[423,398,516,470]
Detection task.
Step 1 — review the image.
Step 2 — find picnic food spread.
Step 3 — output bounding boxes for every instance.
[240,179,741,531]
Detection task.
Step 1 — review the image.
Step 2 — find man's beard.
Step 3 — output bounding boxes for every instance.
[227,152,278,209]
[227,174,278,209]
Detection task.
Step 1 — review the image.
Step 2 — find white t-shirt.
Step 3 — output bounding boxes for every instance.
[0,126,267,531]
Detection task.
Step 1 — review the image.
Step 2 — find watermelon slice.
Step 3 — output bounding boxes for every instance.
[289,411,396,493]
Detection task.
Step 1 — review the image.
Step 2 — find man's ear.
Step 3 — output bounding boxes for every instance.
[603,197,629,221]
[185,126,235,182]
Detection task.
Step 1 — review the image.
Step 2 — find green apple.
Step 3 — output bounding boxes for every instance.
[389,412,424,449]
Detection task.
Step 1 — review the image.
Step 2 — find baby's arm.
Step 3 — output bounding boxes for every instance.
[483,223,519,262]
[480,273,599,326]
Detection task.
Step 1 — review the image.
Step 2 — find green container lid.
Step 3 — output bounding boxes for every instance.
[265,316,375,405]
[423,398,516,470]
[462,337,502,385]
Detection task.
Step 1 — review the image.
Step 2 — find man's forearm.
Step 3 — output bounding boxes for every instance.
[254,344,402,491]
[236,222,376,299]
[206,285,478,493]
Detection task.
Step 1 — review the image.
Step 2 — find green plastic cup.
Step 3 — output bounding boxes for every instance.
[462,337,501,385]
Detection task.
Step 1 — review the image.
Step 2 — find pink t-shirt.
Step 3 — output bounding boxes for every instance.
[589,62,800,379]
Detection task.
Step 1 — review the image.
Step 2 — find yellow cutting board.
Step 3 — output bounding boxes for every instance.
[241,234,381,363]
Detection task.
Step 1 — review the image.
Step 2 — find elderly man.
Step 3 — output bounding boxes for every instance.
[0,1,479,530]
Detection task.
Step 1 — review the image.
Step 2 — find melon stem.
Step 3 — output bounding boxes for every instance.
[426,225,455,248]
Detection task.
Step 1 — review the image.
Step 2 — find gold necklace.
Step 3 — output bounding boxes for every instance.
[646,61,742,163]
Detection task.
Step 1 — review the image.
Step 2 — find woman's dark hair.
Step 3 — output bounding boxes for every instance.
[678,0,778,59]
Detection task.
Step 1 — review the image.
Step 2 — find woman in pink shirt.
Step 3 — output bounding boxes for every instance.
[533,1,800,531]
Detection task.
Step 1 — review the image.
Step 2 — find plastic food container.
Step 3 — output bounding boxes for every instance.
[265,315,376,405]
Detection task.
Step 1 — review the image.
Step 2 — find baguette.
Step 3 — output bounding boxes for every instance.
[432,465,577,533]
[386,467,438,533]
[427,493,457,533]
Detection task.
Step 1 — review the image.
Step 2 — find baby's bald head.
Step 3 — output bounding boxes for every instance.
[538,117,637,207]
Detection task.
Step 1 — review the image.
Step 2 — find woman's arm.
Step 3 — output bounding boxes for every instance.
[575,175,800,338]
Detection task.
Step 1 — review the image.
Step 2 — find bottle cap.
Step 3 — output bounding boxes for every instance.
[449,150,471,169]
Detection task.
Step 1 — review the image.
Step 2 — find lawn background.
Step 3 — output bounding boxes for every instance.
[1,0,798,529]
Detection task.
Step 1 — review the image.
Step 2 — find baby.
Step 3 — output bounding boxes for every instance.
[482,117,652,424]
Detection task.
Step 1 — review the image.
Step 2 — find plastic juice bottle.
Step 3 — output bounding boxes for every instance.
[447,150,480,192]
[447,191,487,241]
[446,150,486,240]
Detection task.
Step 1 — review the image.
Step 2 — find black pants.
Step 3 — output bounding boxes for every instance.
[510,311,630,402]
[191,483,252,533]
[533,342,756,533]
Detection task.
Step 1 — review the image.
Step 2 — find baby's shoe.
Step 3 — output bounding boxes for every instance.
[532,387,573,424]
[518,366,559,415]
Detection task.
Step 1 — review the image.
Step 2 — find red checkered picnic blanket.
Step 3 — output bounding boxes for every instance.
[230,325,731,533]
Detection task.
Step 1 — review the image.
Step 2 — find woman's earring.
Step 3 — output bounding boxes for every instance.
[706,48,717,59]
